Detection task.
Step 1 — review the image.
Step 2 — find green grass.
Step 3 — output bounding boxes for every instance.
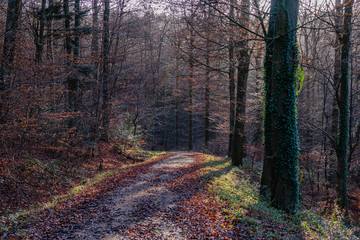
[200,154,359,240]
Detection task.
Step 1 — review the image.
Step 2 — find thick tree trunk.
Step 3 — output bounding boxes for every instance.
[231,0,250,166]
[261,0,300,214]
[336,0,353,216]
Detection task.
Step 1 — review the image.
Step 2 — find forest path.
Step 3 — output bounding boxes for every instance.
[51,152,199,239]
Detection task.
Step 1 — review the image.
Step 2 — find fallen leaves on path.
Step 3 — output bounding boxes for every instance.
[2,153,266,240]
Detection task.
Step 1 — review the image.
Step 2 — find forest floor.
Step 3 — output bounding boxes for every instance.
[1,152,359,239]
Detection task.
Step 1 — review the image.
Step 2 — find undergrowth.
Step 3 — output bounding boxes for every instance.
[201,154,359,239]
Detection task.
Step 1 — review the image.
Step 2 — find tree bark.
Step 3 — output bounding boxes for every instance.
[336,0,353,216]
[89,0,100,148]
[0,0,22,84]
[63,0,76,121]
[205,53,210,149]
[188,4,195,151]
[63,0,71,60]
[175,53,180,149]
[204,4,212,149]
[101,0,111,140]
[73,0,81,113]
[91,0,99,61]
[231,0,250,166]
[74,0,81,59]
[261,0,300,214]
[46,0,54,61]
[35,0,46,64]
[0,0,22,123]
[228,0,236,157]
[330,0,342,184]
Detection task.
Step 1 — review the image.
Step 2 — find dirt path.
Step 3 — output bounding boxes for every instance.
[56,152,197,239]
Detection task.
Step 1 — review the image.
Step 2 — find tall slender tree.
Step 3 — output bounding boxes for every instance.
[187,1,195,151]
[228,0,236,157]
[0,0,22,84]
[330,0,342,183]
[204,2,212,149]
[232,0,250,166]
[336,0,354,217]
[101,0,111,139]
[46,0,54,61]
[35,0,46,64]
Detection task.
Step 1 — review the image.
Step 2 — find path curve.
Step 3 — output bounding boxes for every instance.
[59,152,196,240]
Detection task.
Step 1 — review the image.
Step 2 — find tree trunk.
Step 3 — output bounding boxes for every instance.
[228,0,236,157]
[73,0,81,113]
[91,0,99,61]
[336,0,353,216]
[101,0,111,140]
[74,0,81,59]
[0,0,22,123]
[204,4,211,149]
[35,0,46,64]
[231,0,250,166]
[175,54,180,149]
[63,0,76,124]
[205,52,210,149]
[330,0,342,184]
[46,0,54,61]
[0,0,22,84]
[261,0,300,214]
[89,0,100,147]
[188,5,194,151]
[188,62,193,150]
[63,0,71,59]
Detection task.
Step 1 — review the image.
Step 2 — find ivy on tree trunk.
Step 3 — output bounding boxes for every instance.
[261,0,300,214]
